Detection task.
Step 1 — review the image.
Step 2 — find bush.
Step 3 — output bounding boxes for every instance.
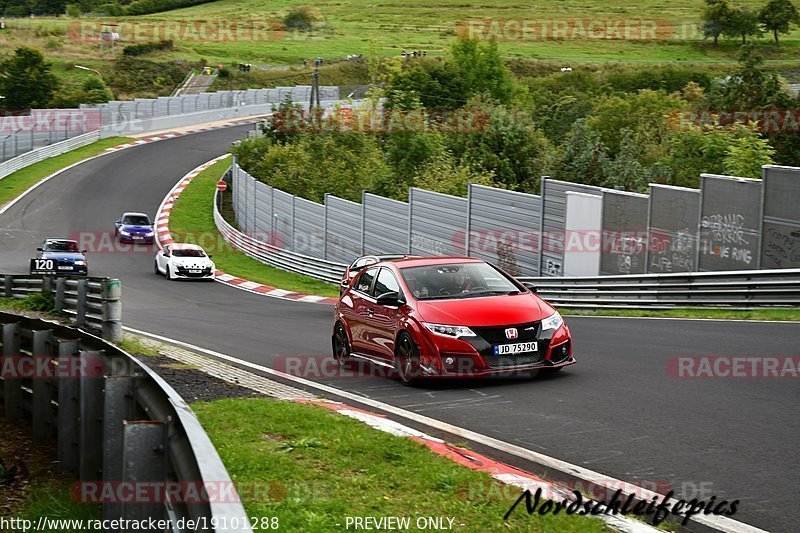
[124,0,216,16]
[123,40,174,57]
[284,5,322,31]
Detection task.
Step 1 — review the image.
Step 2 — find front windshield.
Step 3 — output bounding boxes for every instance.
[45,241,80,253]
[173,249,206,258]
[400,262,522,300]
[123,215,151,225]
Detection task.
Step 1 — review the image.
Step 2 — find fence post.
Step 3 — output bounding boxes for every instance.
[79,350,105,481]
[2,322,22,422]
[4,275,12,298]
[101,278,122,342]
[465,184,472,257]
[407,187,413,254]
[102,376,134,521]
[32,329,55,441]
[57,339,80,472]
[76,278,88,326]
[54,277,66,311]
[120,421,168,521]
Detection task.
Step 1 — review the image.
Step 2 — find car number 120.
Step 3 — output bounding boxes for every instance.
[34,259,55,271]
[494,341,538,355]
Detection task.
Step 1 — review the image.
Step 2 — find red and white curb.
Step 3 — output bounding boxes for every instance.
[298,399,657,533]
[104,118,265,153]
[155,157,339,305]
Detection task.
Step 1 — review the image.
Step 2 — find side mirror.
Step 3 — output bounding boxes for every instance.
[376,291,405,306]
[207,254,213,258]
[37,247,43,251]
[82,249,88,254]
[340,279,350,288]
[115,220,121,225]
[522,282,538,293]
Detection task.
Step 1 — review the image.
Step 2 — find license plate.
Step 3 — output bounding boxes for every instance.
[494,342,537,355]
[58,266,73,270]
[133,235,143,240]
[189,269,202,274]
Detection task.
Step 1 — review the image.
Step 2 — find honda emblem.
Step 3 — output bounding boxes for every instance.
[505,328,518,340]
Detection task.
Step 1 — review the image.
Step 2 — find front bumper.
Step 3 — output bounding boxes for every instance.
[118,234,155,243]
[417,322,575,378]
[173,267,215,279]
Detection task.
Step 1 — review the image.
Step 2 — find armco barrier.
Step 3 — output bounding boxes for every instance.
[1,274,121,341]
[0,131,100,181]
[215,190,346,284]
[0,311,251,532]
[517,268,800,309]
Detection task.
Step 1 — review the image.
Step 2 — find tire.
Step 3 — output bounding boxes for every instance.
[154,260,160,276]
[166,264,173,281]
[332,322,351,366]
[394,332,422,386]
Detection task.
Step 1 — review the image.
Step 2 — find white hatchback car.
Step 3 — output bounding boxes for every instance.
[154,243,216,280]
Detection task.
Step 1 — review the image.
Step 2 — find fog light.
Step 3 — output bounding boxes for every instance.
[562,345,568,355]
[444,357,455,366]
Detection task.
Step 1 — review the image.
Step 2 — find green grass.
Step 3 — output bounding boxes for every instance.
[168,156,340,298]
[194,397,611,532]
[16,475,102,524]
[0,137,132,208]
[565,307,800,321]
[3,0,800,89]
[0,294,54,313]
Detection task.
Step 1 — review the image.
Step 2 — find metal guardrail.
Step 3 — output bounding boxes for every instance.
[0,311,252,532]
[0,131,101,181]
[518,268,800,309]
[1,274,122,341]
[214,190,347,284]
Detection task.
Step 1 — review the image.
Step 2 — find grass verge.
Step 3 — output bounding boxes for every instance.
[0,137,132,208]
[168,156,340,298]
[194,397,610,532]
[565,307,800,321]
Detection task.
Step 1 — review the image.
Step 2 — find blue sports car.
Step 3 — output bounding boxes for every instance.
[35,239,88,276]
[115,212,155,244]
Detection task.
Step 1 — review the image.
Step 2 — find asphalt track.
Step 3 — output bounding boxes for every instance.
[0,126,797,532]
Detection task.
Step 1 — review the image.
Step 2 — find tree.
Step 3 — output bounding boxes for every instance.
[447,100,554,193]
[722,128,776,178]
[706,44,794,110]
[413,151,497,197]
[759,0,800,44]
[556,120,610,187]
[702,0,732,45]
[0,47,59,111]
[724,5,761,44]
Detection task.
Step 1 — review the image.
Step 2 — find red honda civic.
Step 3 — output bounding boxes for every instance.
[332,257,575,385]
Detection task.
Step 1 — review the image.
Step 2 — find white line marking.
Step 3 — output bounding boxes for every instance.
[564,314,800,325]
[122,326,768,533]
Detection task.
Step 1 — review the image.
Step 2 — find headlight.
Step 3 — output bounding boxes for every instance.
[145,230,154,237]
[120,230,130,236]
[423,323,476,338]
[74,260,86,266]
[541,311,563,331]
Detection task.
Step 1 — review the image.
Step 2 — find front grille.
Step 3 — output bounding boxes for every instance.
[486,352,546,369]
[469,321,549,369]
[177,267,211,277]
